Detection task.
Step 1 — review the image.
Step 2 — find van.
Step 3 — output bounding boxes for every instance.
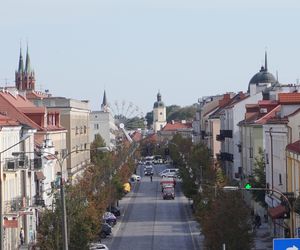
[159,168,179,178]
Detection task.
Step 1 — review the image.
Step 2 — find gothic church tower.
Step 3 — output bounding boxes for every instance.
[15,46,35,91]
[153,91,166,133]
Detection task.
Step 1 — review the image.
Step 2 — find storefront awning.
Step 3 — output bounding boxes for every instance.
[268,205,288,219]
[35,171,46,181]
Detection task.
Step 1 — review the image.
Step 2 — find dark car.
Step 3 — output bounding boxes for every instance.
[162,187,175,200]
[107,206,121,217]
[99,223,112,238]
[144,166,154,176]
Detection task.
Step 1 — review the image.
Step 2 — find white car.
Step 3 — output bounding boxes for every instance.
[89,243,109,250]
[131,174,141,182]
[159,169,179,178]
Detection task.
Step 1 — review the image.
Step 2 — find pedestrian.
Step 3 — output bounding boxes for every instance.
[150,174,153,182]
[254,214,261,230]
[20,227,24,245]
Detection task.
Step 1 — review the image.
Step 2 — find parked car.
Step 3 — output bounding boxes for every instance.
[123,182,131,193]
[102,212,117,226]
[131,174,141,182]
[99,223,112,238]
[89,243,109,250]
[107,206,121,216]
[162,187,175,200]
[159,168,179,178]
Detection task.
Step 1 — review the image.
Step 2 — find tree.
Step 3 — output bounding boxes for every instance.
[201,191,253,250]
[248,147,267,208]
[90,134,106,164]
[166,105,197,122]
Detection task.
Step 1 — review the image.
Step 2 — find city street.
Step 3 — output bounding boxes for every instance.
[103,164,202,250]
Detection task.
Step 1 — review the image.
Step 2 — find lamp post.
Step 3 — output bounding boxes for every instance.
[13,146,110,250]
[223,186,294,238]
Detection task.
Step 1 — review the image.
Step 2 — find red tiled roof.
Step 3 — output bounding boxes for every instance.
[0,114,20,126]
[26,90,49,99]
[278,93,300,104]
[0,91,36,108]
[131,131,143,142]
[162,122,192,131]
[256,105,281,125]
[286,140,300,154]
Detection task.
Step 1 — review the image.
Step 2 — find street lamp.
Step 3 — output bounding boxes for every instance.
[223,185,294,238]
[13,146,110,250]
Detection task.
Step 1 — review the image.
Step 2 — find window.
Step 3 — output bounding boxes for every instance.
[279,174,282,185]
[249,147,253,158]
[94,124,99,130]
[84,125,87,134]
[75,126,79,135]
[80,126,83,134]
[265,153,269,164]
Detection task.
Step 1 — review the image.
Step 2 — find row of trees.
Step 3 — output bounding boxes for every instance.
[37,135,137,249]
[164,134,260,250]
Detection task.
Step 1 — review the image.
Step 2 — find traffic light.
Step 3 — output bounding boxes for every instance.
[244,183,252,190]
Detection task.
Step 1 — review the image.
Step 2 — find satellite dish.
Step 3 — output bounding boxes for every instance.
[119,123,125,129]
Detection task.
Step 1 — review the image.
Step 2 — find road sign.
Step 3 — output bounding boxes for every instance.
[274,238,300,250]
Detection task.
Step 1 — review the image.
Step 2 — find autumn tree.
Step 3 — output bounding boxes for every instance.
[201,191,253,250]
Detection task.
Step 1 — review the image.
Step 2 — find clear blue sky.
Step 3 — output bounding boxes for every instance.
[0,0,300,116]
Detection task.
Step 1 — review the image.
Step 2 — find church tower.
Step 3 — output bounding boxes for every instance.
[15,45,35,91]
[101,90,109,112]
[153,91,166,133]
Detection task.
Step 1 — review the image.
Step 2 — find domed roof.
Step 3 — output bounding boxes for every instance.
[153,91,165,108]
[249,66,276,85]
[248,52,277,93]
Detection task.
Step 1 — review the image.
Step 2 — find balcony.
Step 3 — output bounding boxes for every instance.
[220,129,233,138]
[28,158,42,170]
[34,195,45,207]
[3,157,29,172]
[4,196,30,213]
[220,152,234,162]
[216,134,225,141]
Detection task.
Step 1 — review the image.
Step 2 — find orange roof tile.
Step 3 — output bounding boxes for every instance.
[162,122,192,131]
[0,114,20,126]
[278,93,300,104]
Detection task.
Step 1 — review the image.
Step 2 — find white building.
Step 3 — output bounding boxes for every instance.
[90,91,117,149]
[0,116,38,250]
[219,91,262,180]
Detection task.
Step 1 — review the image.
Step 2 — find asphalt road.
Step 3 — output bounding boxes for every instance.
[103,164,201,250]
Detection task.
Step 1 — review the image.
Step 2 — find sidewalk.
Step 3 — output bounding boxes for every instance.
[252,222,273,250]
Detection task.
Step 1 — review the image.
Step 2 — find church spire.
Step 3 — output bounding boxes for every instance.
[25,44,31,74]
[18,46,24,73]
[101,90,109,112]
[157,91,162,102]
[265,51,268,71]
